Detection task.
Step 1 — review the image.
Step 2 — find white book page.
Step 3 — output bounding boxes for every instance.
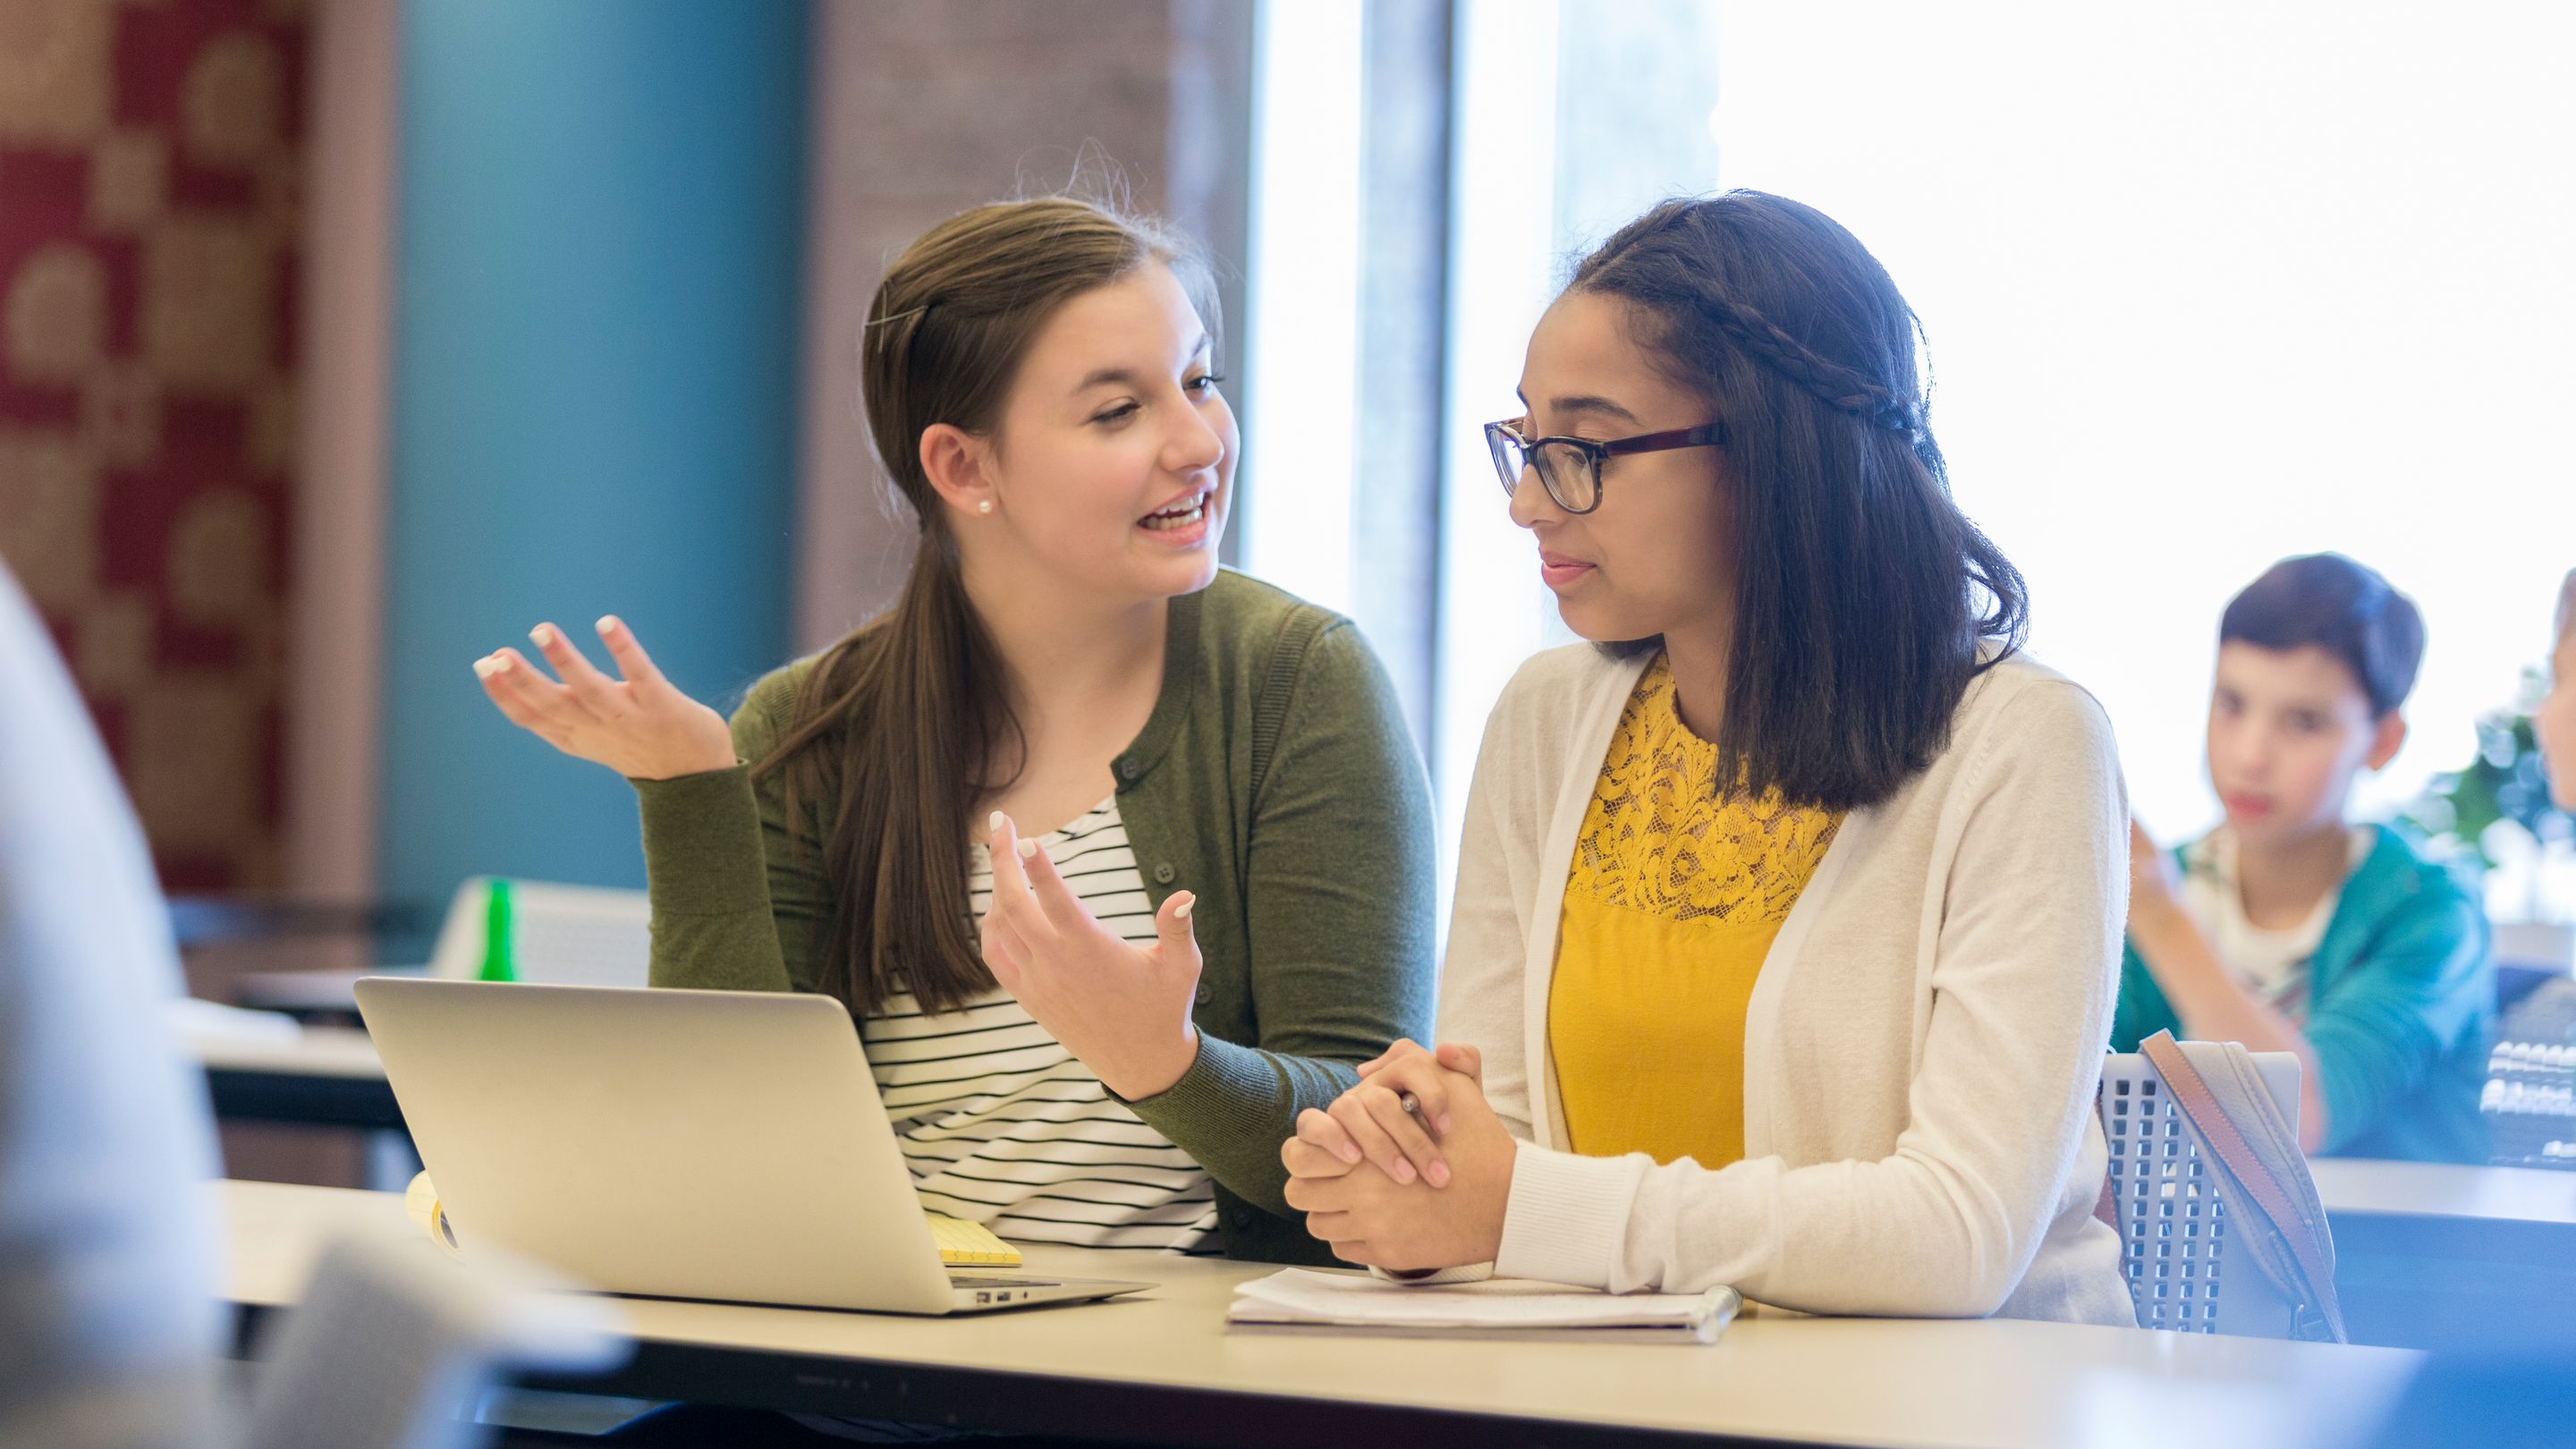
[1230,1268,1733,1329]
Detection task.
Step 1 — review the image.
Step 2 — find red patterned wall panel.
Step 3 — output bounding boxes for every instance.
[0,0,308,891]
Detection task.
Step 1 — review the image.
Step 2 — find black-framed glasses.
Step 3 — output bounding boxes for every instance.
[1483,419,1727,514]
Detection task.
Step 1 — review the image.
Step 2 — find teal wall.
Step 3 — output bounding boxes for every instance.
[379,0,809,924]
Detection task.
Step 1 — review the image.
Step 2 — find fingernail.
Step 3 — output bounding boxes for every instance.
[596,615,620,635]
[1339,1143,1360,1164]
[1427,1162,1451,1188]
[530,624,554,648]
[472,656,498,679]
[1174,894,1194,921]
[1394,1159,1416,1184]
[489,654,513,674]
[1016,838,1037,859]
[1436,1115,1452,1135]
[987,810,1004,833]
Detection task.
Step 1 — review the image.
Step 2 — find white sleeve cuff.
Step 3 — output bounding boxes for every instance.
[1368,1263,1496,1286]
[1494,1140,1644,1290]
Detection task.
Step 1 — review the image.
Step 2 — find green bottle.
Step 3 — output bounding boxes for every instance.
[477,877,517,982]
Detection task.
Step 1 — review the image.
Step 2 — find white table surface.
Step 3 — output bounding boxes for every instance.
[192,1025,386,1080]
[2309,1157,2576,1228]
[216,1181,2420,1449]
[234,966,421,1015]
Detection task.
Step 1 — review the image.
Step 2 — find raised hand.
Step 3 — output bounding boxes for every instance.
[473,616,739,782]
[979,811,1204,1101]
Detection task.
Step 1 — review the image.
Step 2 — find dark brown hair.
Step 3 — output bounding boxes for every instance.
[758,198,1214,1016]
[2221,553,2426,717]
[1567,191,2029,812]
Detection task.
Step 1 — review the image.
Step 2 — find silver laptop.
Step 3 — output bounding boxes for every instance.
[352,979,1153,1315]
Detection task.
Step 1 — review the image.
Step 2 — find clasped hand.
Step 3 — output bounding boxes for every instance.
[1280,1039,1515,1273]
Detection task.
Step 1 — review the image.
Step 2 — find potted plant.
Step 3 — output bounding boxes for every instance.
[2402,669,2576,973]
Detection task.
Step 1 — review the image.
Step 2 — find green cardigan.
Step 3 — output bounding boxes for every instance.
[2111,824,2493,1164]
[631,570,1436,1264]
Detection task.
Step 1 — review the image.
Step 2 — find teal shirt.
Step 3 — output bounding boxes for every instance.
[2111,825,2493,1164]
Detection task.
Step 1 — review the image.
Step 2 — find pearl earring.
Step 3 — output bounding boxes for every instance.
[978,500,995,515]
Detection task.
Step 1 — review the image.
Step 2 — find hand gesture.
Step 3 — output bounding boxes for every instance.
[474,617,738,782]
[979,812,1204,1101]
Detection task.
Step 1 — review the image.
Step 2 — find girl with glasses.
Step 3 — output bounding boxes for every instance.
[472,197,1435,1268]
[1284,191,2134,1325]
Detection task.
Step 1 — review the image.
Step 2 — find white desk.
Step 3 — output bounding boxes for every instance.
[195,1027,398,1131]
[2311,1157,2576,1233]
[216,1181,2419,1449]
[2309,1157,2576,1353]
[234,966,422,1019]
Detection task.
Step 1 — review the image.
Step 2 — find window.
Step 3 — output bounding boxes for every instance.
[1250,2,2576,924]
[1436,0,2575,911]
[1435,0,1721,862]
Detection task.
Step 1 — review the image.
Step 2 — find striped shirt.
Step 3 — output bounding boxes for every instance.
[861,797,1219,1253]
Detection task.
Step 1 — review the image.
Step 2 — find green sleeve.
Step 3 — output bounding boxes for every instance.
[2107,937,2181,1052]
[2305,885,2488,1156]
[631,667,826,996]
[1123,621,1439,1216]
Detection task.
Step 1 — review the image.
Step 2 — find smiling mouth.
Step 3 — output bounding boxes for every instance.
[1140,489,1211,530]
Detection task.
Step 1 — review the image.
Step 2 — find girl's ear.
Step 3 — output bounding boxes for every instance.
[919,423,997,521]
[2365,710,2408,772]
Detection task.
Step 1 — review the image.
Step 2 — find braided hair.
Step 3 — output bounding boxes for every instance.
[1566,192,2028,811]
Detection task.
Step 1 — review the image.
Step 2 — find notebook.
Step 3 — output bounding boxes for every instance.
[1226,1267,1740,1343]
[405,1173,1023,1268]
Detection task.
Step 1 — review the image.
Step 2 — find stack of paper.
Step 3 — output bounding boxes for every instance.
[924,1214,1022,1267]
[1228,1268,1739,1343]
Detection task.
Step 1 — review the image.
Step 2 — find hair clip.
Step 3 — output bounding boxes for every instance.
[867,303,931,329]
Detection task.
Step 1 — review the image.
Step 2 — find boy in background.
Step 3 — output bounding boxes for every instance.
[2116,553,2491,1162]
[2538,570,2576,813]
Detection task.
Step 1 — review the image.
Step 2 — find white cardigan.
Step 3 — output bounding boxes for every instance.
[1448,643,2134,1325]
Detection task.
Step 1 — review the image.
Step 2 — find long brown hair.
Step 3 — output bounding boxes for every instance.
[758,198,1214,1017]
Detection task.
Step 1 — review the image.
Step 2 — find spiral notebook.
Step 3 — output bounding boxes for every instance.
[1226,1268,1739,1343]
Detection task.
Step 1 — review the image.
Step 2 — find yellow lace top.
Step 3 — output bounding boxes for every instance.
[1549,654,1843,1167]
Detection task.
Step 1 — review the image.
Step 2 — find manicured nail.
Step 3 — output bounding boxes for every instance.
[1427,1162,1451,1188]
[1393,1159,1416,1184]
[1174,895,1194,921]
[530,623,555,648]
[1338,1142,1360,1164]
[987,810,1004,833]
[1016,838,1037,859]
[472,656,498,679]
[596,615,621,636]
[488,653,513,674]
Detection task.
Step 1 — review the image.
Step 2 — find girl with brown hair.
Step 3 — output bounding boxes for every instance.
[473,197,1434,1265]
